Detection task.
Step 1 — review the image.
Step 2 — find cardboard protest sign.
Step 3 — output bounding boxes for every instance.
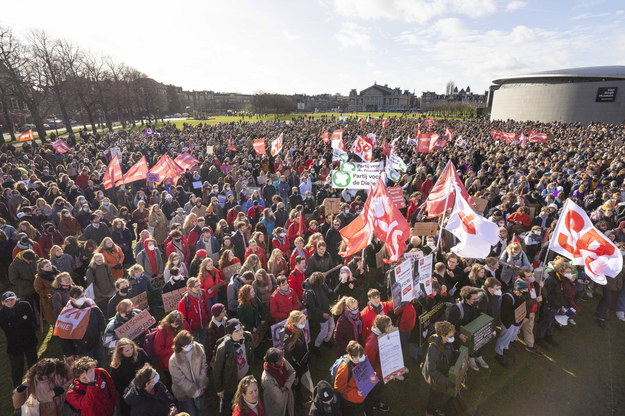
[323,198,341,215]
[352,358,379,397]
[448,346,469,396]
[378,329,405,383]
[418,302,446,345]
[223,263,242,280]
[162,288,188,313]
[412,222,439,236]
[207,145,214,155]
[129,291,148,310]
[151,275,165,291]
[114,309,156,340]
[514,301,527,324]
[270,309,310,350]
[472,197,488,214]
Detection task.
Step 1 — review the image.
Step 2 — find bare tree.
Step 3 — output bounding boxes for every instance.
[445,80,456,96]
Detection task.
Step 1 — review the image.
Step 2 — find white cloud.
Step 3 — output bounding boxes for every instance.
[282,30,300,42]
[334,22,374,51]
[571,12,611,20]
[432,18,468,38]
[332,0,496,24]
[506,1,527,11]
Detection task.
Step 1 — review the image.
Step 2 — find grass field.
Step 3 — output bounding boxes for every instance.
[1,295,623,416]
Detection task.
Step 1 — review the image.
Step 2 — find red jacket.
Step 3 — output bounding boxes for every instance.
[200,268,225,299]
[272,237,291,256]
[289,248,309,269]
[360,301,393,342]
[270,288,301,322]
[287,220,307,242]
[153,322,191,371]
[233,402,265,416]
[187,226,202,251]
[226,208,239,227]
[244,247,267,269]
[364,331,382,380]
[178,291,210,331]
[165,239,190,263]
[12,242,45,259]
[396,302,417,333]
[288,269,306,301]
[65,368,117,416]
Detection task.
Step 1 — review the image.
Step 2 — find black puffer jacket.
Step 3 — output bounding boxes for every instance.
[123,381,177,416]
[303,279,331,323]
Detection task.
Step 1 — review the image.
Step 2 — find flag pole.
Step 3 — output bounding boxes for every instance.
[436,161,454,251]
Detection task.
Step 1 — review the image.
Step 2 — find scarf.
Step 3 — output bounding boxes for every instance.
[369,302,383,314]
[278,287,291,296]
[345,309,362,341]
[263,361,290,388]
[143,240,158,275]
[39,268,58,282]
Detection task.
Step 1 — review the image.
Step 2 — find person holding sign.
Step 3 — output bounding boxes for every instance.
[364,315,393,411]
[333,340,370,416]
[422,321,457,416]
[447,286,488,372]
[103,299,144,350]
[495,279,529,368]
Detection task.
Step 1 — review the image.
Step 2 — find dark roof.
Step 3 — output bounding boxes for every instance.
[492,65,625,84]
[360,84,395,95]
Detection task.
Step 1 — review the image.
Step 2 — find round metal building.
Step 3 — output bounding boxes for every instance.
[490,66,625,125]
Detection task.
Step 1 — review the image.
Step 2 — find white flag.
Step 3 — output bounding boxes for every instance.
[270,133,283,156]
[445,193,499,258]
[350,136,373,162]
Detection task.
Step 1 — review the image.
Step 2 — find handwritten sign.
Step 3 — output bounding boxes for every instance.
[411,222,438,236]
[151,275,165,291]
[323,198,341,215]
[162,288,188,313]
[378,329,405,383]
[514,301,527,324]
[352,357,379,397]
[114,309,156,340]
[129,292,148,310]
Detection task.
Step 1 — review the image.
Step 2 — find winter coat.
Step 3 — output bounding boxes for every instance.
[66,368,117,416]
[51,253,75,275]
[153,322,191,371]
[0,300,38,353]
[80,223,111,245]
[103,309,143,350]
[227,275,246,314]
[169,342,209,402]
[233,402,265,416]
[237,296,266,332]
[123,381,176,416]
[543,270,566,310]
[270,288,301,322]
[34,268,59,324]
[109,349,150,399]
[148,211,169,245]
[283,326,309,377]
[288,269,306,301]
[86,263,116,305]
[334,358,362,404]
[59,216,81,237]
[303,280,332,323]
[499,250,530,285]
[51,286,72,321]
[39,230,64,258]
[59,303,106,357]
[213,332,254,394]
[261,359,296,416]
[178,291,210,331]
[101,246,125,280]
[310,380,342,416]
[206,318,227,364]
[359,301,393,342]
[8,253,38,297]
[422,335,455,393]
[305,252,332,277]
[334,313,360,358]
[136,249,164,277]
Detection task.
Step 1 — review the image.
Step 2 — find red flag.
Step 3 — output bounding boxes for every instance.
[227,138,237,151]
[511,234,521,244]
[491,130,503,141]
[417,133,438,152]
[425,161,475,217]
[174,152,200,171]
[18,129,34,142]
[339,214,372,257]
[331,129,343,142]
[381,118,390,128]
[253,138,266,155]
[444,127,454,142]
[117,156,148,186]
[298,211,305,237]
[369,118,376,125]
[528,131,547,143]
[362,133,376,148]
[382,139,391,157]
[51,139,71,154]
[320,130,329,143]
[501,132,516,143]
[424,118,435,130]
[359,118,365,127]
[270,133,283,157]
[102,154,122,190]
[429,134,448,152]
[149,154,184,185]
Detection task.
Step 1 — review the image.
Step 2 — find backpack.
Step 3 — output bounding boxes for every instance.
[142,326,159,358]
[302,287,316,309]
[330,355,352,384]
[443,301,464,322]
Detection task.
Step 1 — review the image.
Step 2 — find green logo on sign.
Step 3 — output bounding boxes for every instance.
[332,170,351,188]
[342,161,356,172]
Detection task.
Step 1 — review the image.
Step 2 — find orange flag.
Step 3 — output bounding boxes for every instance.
[102,155,122,189]
[117,156,149,186]
[18,129,34,142]
[253,138,266,155]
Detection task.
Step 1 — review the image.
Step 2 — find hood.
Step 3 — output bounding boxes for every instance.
[123,382,143,406]
[311,380,336,404]
[302,279,312,290]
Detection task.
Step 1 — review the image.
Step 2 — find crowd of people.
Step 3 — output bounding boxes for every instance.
[0,113,624,416]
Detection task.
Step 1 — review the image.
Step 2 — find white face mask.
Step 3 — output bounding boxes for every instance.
[297,323,306,329]
[427,241,436,247]
[564,273,575,281]
[494,289,502,296]
[152,373,160,384]
[172,274,182,281]
[182,344,193,352]
[340,273,348,280]
[446,336,455,344]
[74,297,86,306]
[148,244,155,251]
[358,355,366,362]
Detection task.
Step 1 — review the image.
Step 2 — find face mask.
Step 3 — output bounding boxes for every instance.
[280,233,286,238]
[297,323,306,329]
[565,273,575,281]
[340,273,348,280]
[350,309,359,317]
[83,207,89,212]
[172,274,182,281]
[427,242,435,247]
[148,244,155,251]
[173,259,180,265]
[152,373,160,384]
[446,336,455,344]
[92,223,100,228]
[345,210,350,214]
[494,289,502,296]
[103,202,109,207]
[119,288,129,295]
[182,344,193,352]
[74,297,86,306]
[64,212,71,217]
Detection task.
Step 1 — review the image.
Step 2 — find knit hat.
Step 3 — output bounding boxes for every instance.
[225,318,242,334]
[211,303,225,317]
[195,249,207,259]
[514,279,529,291]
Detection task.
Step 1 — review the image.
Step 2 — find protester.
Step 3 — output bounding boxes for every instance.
[270,275,302,323]
[237,284,268,348]
[66,356,117,416]
[332,296,361,358]
[169,330,209,416]
[333,340,369,416]
[422,321,456,416]
[51,271,74,320]
[261,347,296,416]
[309,380,342,416]
[303,271,335,355]
[12,358,72,416]
[85,252,116,310]
[359,288,393,342]
[178,277,210,343]
[153,310,191,376]
[109,338,150,416]
[103,299,143,350]
[206,303,227,365]
[232,375,264,416]
[123,362,178,416]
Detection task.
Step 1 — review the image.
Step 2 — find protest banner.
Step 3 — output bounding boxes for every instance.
[378,328,405,383]
[151,275,165,291]
[222,263,241,280]
[331,161,384,189]
[460,313,495,353]
[114,309,156,341]
[418,302,446,345]
[352,357,379,397]
[388,186,406,209]
[514,301,527,324]
[411,222,439,236]
[162,288,188,313]
[448,346,469,396]
[130,291,148,310]
[390,259,414,311]
[270,309,310,350]
[415,253,433,298]
[323,198,341,215]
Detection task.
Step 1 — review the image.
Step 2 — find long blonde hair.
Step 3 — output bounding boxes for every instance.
[330,296,357,316]
[285,310,306,351]
[110,338,138,368]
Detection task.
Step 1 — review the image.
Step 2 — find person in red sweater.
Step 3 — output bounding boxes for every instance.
[360,289,393,343]
[165,230,190,264]
[420,174,434,196]
[177,277,210,344]
[65,357,117,416]
[270,275,302,322]
[232,375,265,416]
[287,213,307,242]
[187,216,206,253]
[153,310,191,373]
[271,227,291,256]
[396,300,417,365]
[244,239,268,269]
[199,257,226,309]
[288,256,307,301]
[289,237,309,269]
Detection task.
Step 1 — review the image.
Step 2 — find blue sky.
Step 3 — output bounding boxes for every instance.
[2,0,624,96]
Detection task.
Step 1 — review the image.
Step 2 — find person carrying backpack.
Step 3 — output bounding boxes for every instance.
[422,321,457,416]
[309,380,342,416]
[178,277,210,344]
[333,340,369,416]
[446,286,487,372]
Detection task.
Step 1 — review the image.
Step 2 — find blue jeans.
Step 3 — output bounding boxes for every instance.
[495,324,520,355]
[617,286,625,313]
[180,397,204,416]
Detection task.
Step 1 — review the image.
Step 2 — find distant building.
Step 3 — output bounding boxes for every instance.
[348,83,417,112]
[291,93,349,112]
[420,86,487,107]
[490,66,625,124]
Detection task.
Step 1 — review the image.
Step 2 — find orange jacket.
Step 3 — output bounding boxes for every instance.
[334,359,363,403]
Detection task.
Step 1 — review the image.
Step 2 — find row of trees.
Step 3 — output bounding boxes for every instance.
[0,26,168,142]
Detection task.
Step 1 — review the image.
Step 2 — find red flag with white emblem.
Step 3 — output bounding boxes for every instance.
[425,161,475,217]
[444,194,499,258]
[381,119,390,128]
[320,131,329,143]
[102,154,122,190]
[174,152,200,171]
[117,156,148,186]
[270,133,283,157]
[351,136,373,162]
[549,199,623,284]
[528,131,548,143]
[18,129,34,142]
